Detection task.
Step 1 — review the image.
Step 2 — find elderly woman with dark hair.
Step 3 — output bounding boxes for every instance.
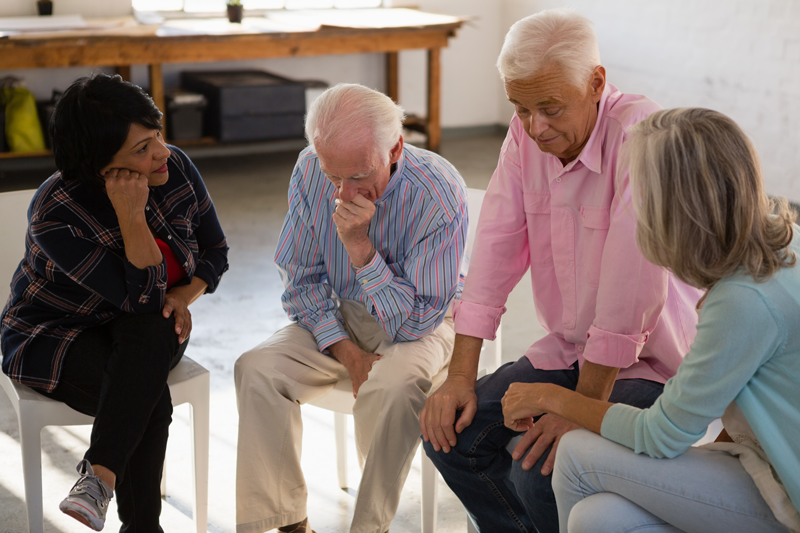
[0,73,228,532]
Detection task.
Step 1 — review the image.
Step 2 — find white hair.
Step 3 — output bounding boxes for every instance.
[304,83,406,166]
[497,8,601,91]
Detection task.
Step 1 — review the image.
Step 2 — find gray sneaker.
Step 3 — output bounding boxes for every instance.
[59,459,113,531]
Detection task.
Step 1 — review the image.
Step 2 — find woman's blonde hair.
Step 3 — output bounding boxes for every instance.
[628,107,796,293]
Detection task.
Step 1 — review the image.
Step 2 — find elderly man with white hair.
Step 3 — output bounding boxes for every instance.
[420,9,703,533]
[234,83,467,533]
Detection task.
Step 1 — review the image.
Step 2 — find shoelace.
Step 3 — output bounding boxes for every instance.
[72,462,111,505]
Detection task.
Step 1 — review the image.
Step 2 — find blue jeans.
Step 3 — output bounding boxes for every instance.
[423,357,664,533]
[553,429,791,533]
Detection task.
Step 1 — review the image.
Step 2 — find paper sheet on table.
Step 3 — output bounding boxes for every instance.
[0,14,87,32]
[157,16,320,36]
[267,8,464,29]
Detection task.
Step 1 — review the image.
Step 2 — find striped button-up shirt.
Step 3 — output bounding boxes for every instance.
[1,146,229,391]
[276,143,468,351]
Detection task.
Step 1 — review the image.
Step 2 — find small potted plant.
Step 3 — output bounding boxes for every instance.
[37,0,53,16]
[226,0,243,24]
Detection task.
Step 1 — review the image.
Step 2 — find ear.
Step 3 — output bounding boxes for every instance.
[389,136,404,165]
[590,66,606,104]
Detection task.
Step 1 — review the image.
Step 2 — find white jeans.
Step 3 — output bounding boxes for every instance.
[552,429,792,533]
[234,300,454,533]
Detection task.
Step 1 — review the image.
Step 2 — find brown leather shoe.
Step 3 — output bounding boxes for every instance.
[277,517,316,533]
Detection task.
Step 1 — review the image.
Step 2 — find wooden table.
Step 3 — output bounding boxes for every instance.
[0,16,463,157]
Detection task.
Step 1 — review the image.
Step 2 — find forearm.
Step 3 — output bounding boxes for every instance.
[575,360,620,401]
[345,238,375,268]
[119,214,161,269]
[546,385,613,434]
[446,334,483,384]
[167,276,208,306]
[328,338,358,365]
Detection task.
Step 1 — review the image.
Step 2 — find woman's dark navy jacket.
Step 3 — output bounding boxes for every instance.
[1,146,229,391]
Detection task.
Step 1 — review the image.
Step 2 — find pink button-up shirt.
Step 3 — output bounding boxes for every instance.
[454,84,703,383]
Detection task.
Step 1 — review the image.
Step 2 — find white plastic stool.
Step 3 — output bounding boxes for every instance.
[0,360,209,533]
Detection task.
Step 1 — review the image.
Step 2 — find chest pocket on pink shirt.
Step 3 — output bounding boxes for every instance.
[580,205,611,288]
[523,190,553,265]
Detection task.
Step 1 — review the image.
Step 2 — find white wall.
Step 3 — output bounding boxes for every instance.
[393,0,506,127]
[502,0,800,201]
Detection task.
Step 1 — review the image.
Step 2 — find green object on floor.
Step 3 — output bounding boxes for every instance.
[1,86,46,153]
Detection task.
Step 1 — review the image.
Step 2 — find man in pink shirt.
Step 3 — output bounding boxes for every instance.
[419,8,703,533]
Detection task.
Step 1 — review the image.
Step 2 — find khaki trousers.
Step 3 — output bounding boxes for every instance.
[235,300,454,533]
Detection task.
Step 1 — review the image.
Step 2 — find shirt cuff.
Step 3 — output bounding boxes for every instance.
[452,299,505,340]
[312,312,351,353]
[194,260,229,294]
[355,251,394,294]
[584,325,648,369]
[124,259,167,306]
[600,403,640,450]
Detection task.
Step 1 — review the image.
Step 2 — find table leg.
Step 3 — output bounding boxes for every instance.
[148,63,166,130]
[426,48,441,153]
[116,65,131,82]
[386,51,399,102]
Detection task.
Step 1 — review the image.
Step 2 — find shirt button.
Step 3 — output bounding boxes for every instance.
[555,177,562,183]
[167,235,172,240]
[183,262,188,267]
[361,279,368,285]
[578,345,584,351]
[145,206,150,211]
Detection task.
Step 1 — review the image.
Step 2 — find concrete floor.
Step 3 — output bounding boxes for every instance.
[0,134,545,533]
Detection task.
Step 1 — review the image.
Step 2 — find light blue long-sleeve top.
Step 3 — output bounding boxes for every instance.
[601,231,800,513]
[275,144,468,351]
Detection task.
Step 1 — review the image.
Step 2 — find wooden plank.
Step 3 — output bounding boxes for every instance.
[116,65,131,81]
[386,51,399,102]
[426,47,441,153]
[0,26,459,69]
[149,63,166,130]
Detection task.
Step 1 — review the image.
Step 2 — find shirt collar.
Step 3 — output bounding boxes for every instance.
[375,145,407,205]
[572,83,614,175]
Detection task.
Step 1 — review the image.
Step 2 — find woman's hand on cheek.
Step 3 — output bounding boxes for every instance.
[162,292,192,343]
[104,168,150,222]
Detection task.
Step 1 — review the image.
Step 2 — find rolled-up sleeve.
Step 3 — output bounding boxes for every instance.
[600,283,783,458]
[583,172,669,368]
[454,127,530,341]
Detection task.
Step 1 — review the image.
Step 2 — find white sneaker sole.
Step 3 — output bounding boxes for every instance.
[59,499,105,531]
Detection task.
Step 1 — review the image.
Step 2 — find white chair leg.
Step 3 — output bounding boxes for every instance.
[18,416,44,533]
[161,460,167,498]
[190,376,210,533]
[467,514,478,533]
[421,450,438,533]
[334,412,348,489]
